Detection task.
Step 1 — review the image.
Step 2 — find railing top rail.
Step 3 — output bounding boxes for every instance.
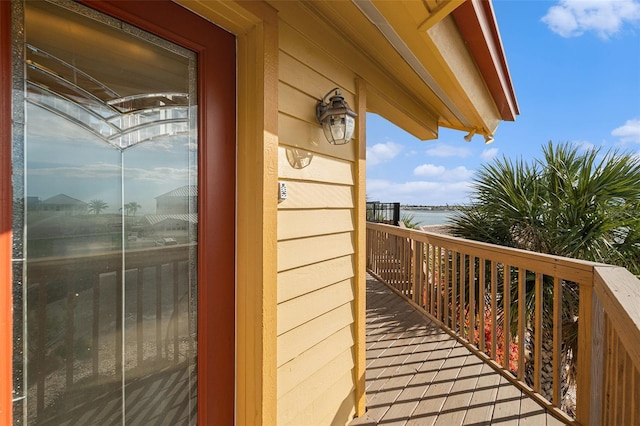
[367,222,597,284]
[26,243,193,283]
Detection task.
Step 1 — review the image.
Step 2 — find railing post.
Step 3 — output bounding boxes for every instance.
[576,279,604,426]
[393,203,400,226]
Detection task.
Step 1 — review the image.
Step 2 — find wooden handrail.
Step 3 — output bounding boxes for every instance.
[366,222,640,425]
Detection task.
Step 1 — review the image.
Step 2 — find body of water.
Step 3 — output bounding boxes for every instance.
[400,209,456,226]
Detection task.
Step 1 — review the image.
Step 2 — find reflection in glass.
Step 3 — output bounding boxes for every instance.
[15,1,198,424]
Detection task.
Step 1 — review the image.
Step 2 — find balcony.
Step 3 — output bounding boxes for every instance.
[359,222,640,425]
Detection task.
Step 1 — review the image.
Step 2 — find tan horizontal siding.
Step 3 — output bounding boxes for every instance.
[276,180,354,210]
[278,348,356,425]
[278,208,354,241]
[276,15,359,426]
[278,232,354,271]
[278,146,354,185]
[279,57,356,117]
[279,22,357,96]
[277,324,354,398]
[278,255,354,304]
[277,302,354,367]
[278,278,353,335]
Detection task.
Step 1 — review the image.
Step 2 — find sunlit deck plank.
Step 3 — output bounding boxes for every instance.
[350,275,568,426]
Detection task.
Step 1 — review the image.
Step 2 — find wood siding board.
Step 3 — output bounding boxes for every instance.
[277,209,354,241]
[278,255,354,303]
[276,180,354,210]
[277,302,355,367]
[277,146,354,185]
[277,279,354,336]
[277,324,355,399]
[278,232,355,272]
[279,23,357,95]
[278,52,356,106]
[283,367,356,426]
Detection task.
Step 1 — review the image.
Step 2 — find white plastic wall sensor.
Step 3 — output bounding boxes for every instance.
[278,182,288,201]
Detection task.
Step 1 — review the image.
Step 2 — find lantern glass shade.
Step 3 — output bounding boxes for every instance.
[316,88,358,145]
[322,112,356,145]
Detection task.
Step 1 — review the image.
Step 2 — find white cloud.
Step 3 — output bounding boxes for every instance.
[413,164,445,177]
[425,143,472,158]
[542,0,640,39]
[481,148,499,161]
[612,118,640,143]
[413,164,474,181]
[367,141,403,166]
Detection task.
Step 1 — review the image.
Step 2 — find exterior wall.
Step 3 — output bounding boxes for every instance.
[276,19,360,425]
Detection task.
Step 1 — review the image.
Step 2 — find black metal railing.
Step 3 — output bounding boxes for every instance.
[366,202,400,226]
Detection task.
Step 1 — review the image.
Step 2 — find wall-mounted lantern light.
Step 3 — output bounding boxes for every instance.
[316,88,357,145]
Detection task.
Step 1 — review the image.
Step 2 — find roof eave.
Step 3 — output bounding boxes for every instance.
[452,0,519,122]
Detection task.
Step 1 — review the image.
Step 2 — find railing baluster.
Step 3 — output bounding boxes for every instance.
[552,275,561,405]
[429,244,438,318]
[437,246,442,322]
[404,237,410,295]
[444,249,450,327]
[459,254,466,341]
[491,261,497,360]
[517,268,525,381]
[137,267,144,367]
[116,269,123,377]
[413,241,422,306]
[156,264,162,360]
[534,272,543,393]
[502,264,511,370]
[93,273,100,377]
[452,251,458,332]
[469,256,476,347]
[173,261,179,363]
[478,258,485,353]
[36,282,46,419]
[66,279,75,389]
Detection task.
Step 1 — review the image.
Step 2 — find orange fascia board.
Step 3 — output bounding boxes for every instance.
[452,0,519,122]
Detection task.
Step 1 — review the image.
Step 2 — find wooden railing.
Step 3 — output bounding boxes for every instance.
[366,222,640,425]
[25,244,193,420]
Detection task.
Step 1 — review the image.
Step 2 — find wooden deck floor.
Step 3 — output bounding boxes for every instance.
[350,275,568,426]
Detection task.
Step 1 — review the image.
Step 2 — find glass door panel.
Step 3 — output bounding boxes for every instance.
[18,1,198,423]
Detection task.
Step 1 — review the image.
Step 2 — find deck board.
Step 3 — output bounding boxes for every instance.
[350,275,568,426]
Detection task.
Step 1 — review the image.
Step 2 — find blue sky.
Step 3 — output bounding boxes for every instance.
[366,0,640,206]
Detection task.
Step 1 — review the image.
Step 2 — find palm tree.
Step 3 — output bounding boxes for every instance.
[448,141,640,409]
[124,202,141,216]
[88,199,109,215]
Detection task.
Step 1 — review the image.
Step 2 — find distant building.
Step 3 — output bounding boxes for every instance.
[155,185,197,215]
[38,194,88,214]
